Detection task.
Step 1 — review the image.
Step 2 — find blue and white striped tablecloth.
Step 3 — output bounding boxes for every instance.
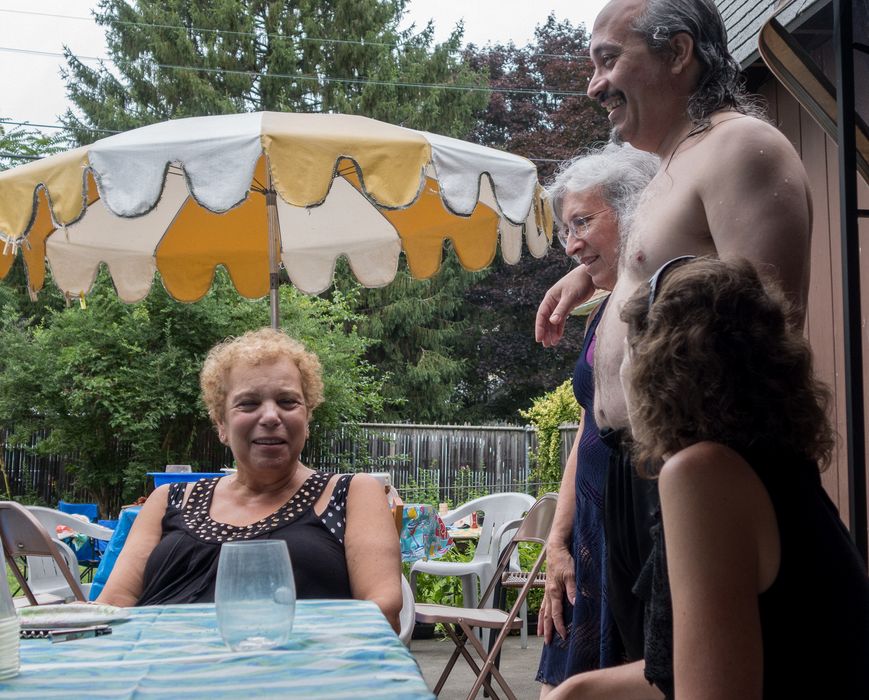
[2,600,434,699]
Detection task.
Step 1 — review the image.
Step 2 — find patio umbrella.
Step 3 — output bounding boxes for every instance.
[0,112,552,327]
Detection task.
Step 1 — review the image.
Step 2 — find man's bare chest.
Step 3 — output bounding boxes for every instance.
[622,173,712,278]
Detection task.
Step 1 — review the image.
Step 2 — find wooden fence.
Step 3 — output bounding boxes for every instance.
[2,423,579,514]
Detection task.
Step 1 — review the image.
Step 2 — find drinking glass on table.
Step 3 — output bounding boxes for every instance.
[215,540,296,651]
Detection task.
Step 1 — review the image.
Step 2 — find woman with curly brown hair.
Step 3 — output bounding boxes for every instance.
[616,256,869,699]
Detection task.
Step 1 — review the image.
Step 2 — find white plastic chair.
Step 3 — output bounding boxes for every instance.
[25,506,114,602]
[415,493,557,700]
[409,492,535,645]
[398,574,415,645]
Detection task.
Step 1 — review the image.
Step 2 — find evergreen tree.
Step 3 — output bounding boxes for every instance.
[61,0,487,141]
[345,250,484,423]
[460,16,611,421]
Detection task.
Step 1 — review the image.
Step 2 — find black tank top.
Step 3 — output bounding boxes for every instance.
[635,448,869,699]
[138,471,354,605]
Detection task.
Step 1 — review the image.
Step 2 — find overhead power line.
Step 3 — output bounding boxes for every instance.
[0,7,591,61]
[0,120,119,135]
[0,152,42,161]
[0,46,588,97]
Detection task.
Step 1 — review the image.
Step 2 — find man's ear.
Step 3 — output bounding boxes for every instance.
[668,32,695,75]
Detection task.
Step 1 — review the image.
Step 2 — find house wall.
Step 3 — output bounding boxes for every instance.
[758,78,869,534]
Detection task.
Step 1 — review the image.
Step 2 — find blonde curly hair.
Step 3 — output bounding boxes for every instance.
[200,328,324,426]
[621,257,834,475]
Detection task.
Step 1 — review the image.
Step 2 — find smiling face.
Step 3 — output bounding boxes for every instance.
[216,357,310,474]
[559,187,620,290]
[589,0,680,153]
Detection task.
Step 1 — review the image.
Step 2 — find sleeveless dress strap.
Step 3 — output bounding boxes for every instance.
[319,474,355,545]
[167,481,187,509]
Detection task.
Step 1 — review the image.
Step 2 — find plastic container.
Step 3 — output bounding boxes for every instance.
[147,472,227,488]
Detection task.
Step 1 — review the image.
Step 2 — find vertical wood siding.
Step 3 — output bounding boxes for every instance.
[759,78,869,536]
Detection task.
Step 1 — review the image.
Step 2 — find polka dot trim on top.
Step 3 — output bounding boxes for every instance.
[172,471,332,543]
[320,474,354,544]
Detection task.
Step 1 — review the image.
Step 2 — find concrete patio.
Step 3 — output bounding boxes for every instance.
[410,632,544,699]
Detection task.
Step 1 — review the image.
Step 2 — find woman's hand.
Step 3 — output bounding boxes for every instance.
[539,543,576,643]
[535,267,595,347]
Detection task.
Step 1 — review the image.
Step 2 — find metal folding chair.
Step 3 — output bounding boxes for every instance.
[0,501,88,605]
[414,493,557,700]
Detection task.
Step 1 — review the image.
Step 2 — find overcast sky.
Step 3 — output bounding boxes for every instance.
[0,0,608,130]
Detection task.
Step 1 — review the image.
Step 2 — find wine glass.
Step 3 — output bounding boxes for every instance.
[215,540,296,651]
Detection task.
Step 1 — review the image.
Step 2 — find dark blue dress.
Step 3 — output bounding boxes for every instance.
[537,298,624,686]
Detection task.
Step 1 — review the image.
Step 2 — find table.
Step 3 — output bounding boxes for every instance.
[447,526,482,541]
[400,503,453,562]
[2,600,434,699]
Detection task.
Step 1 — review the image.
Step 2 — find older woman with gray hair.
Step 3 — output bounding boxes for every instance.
[537,143,658,696]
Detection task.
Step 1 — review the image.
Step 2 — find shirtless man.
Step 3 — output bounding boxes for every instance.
[538,0,811,695]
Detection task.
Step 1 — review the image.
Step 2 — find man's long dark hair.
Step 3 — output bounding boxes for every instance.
[633,0,764,126]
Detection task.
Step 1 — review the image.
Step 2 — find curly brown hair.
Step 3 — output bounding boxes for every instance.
[200,328,324,426]
[620,257,834,476]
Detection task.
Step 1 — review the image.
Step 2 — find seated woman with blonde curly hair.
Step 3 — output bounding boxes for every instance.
[97,328,402,631]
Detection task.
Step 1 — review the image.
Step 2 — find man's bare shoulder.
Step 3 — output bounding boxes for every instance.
[682,113,808,197]
[698,113,801,166]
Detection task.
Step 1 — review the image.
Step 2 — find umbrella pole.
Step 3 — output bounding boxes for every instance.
[265,166,281,330]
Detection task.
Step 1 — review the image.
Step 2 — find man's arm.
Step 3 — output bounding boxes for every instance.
[535,267,596,347]
[702,118,812,323]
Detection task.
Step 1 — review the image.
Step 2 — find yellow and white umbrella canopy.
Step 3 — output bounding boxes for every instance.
[0,112,552,318]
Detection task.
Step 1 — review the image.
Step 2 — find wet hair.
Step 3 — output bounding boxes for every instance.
[200,328,324,425]
[547,143,659,242]
[632,0,763,125]
[621,257,834,474]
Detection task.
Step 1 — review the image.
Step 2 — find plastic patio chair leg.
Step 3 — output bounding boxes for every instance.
[409,570,419,601]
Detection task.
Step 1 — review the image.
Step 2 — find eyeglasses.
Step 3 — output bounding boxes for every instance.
[556,207,611,249]
[647,255,696,310]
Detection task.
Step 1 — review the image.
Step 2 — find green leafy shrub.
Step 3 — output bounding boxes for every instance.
[449,465,488,507]
[521,380,581,495]
[401,468,440,505]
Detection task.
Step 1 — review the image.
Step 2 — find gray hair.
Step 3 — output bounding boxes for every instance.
[632,0,763,126]
[547,143,660,240]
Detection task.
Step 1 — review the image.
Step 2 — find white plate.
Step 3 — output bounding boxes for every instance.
[17,603,130,629]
